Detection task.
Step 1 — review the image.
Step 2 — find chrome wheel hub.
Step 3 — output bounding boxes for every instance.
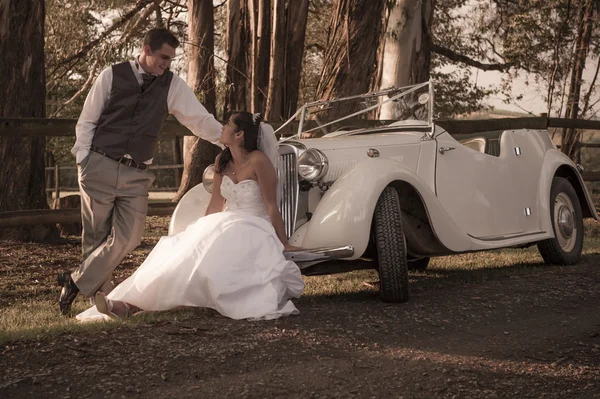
[554,192,577,252]
[557,206,574,239]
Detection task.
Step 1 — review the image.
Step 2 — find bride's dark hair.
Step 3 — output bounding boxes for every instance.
[216,111,263,174]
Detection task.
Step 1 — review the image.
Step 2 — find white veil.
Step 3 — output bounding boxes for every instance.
[257,121,282,204]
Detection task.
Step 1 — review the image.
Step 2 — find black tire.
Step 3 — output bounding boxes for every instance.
[408,257,430,271]
[373,186,409,302]
[537,177,584,265]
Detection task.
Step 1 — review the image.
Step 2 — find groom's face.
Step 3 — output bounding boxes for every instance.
[143,43,176,75]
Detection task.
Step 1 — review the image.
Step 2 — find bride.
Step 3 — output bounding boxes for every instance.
[76,111,305,322]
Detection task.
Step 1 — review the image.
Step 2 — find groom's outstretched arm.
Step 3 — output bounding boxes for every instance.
[167,74,224,148]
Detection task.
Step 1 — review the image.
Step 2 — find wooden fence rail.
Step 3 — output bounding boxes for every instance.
[44,164,184,197]
[2,116,600,137]
[0,203,176,229]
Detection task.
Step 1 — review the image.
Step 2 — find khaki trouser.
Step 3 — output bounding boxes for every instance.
[72,151,155,297]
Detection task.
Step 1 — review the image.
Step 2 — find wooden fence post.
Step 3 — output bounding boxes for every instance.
[54,165,60,200]
[172,137,183,187]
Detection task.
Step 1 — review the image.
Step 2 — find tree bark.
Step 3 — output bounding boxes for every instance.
[174,0,221,202]
[561,0,595,162]
[283,0,310,118]
[0,0,58,241]
[315,0,386,125]
[248,0,271,113]
[379,0,434,119]
[224,0,249,115]
[264,0,287,121]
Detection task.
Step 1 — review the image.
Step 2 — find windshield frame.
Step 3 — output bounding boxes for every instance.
[277,80,434,141]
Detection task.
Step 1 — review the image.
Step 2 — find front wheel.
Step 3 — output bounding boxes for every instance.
[373,187,409,302]
[537,177,584,265]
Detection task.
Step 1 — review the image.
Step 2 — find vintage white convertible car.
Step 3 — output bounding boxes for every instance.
[169,81,598,303]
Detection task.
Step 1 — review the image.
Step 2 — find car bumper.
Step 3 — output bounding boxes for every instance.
[284,245,355,267]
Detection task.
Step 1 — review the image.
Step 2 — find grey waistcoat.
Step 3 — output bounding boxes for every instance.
[92,62,173,163]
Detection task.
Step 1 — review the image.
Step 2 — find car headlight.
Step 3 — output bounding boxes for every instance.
[298,149,329,181]
[202,164,216,193]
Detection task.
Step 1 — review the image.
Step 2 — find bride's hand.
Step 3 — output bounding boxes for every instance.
[284,244,302,252]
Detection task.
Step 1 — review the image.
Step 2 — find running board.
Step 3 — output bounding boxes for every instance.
[469,230,547,242]
[284,245,354,265]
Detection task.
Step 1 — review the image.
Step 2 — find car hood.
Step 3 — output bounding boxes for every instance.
[281,132,424,152]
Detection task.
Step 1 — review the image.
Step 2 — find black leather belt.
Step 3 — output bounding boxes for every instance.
[90,146,149,170]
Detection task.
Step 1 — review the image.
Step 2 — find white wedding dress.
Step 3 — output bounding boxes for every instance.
[76,175,305,322]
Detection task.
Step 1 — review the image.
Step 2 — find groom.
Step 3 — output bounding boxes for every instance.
[58,27,223,315]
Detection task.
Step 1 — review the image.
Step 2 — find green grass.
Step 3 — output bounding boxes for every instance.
[0,298,204,344]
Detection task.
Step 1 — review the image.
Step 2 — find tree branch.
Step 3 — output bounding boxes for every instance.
[119,2,156,44]
[432,43,516,72]
[214,0,228,9]
[586,97,600,119]
[483,37,509,63]
[159,0,184,8]
[154,0,164,27]
[49,0,152,77]
[581,55,600,117]
[51,59,101,118]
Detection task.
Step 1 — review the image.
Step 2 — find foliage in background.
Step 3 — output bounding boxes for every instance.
[433,0,599,119]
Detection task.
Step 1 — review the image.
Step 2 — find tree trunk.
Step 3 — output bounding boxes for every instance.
[0,0,58,241]
[248,0,271,113]
[379,0,434,119]
[315,0,386,126]
[561,0,595,162]
[264,0,287,121]
[174,0,221,202]
[283,0,309,118]
[224,0,249,116]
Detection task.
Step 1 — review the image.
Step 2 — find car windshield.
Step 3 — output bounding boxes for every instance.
[277,81,433,139]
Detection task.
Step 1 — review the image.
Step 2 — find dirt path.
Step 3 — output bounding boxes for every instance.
[2,260,599,398]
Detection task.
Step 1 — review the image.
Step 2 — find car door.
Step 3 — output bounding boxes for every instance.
[434,131,524,240]
[508,129,547,234]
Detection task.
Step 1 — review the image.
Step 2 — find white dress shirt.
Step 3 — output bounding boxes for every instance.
[71,60,223,164]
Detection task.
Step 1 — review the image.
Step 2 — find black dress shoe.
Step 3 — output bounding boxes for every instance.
[58,271,79,315]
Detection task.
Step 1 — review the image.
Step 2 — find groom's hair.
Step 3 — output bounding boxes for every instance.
[144,27,180,51]
[216,111,262,174]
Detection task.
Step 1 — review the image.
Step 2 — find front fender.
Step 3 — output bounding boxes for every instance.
[539,151,599,234]
[295,157,474,257]
[168,183,212,236]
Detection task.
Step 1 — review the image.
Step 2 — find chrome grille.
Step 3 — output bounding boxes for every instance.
[278,146,299,238]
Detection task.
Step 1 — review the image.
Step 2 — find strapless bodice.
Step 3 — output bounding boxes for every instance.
[221,175,269,219]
